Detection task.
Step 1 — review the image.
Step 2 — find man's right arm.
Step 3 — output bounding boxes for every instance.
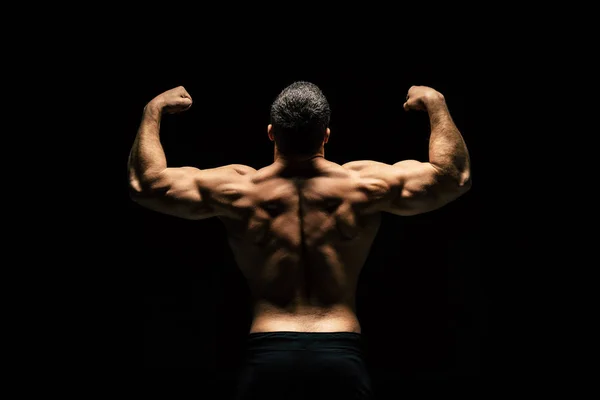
[344,86,471,216]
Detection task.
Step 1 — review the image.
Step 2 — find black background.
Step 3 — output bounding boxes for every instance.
[117,58,489,397]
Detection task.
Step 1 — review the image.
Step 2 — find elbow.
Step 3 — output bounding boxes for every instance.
[128,170,166,201]
[446,163,471,190]
[128,166,147,200]
[128,176,158,202]
[457,179,472,199]
[452,171,472,197]
[128,178,146,202]
[433,160,471,194]
[437,169,472,197]
[458,172,472,192]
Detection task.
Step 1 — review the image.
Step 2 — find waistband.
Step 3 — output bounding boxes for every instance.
[245,331,364,352]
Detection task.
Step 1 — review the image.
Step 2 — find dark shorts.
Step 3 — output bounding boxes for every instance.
[234,331,373,400]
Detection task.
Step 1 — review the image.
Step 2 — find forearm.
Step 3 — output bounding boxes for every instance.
[425,95,471,186]
[128,102,167,193]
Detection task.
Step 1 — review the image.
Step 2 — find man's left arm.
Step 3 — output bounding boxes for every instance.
[127,86,255,220]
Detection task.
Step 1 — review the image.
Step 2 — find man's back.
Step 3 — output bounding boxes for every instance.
[129,83,471,398]
[129,85,470,335]
[216,158,383,333]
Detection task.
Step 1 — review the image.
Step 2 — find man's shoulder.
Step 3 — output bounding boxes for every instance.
[227,164,257,175]
[341,160,390,171]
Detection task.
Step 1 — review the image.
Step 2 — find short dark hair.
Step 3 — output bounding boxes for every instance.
[270,81,330,156]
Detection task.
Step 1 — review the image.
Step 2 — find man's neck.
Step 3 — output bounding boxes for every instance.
[273,147,325,164]
[272,149,328,176]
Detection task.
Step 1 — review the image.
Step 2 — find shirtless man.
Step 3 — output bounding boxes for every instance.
[128,82,471,399]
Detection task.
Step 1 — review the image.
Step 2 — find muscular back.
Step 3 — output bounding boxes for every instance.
[129,85,471,333]
[131,155,468,332]
[217,160,382,317]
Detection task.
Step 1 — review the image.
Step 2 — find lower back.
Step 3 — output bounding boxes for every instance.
[249,301,361,333]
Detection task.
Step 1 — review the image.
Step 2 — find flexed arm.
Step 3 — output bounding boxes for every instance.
[345,86,471,216]
[128,86,255,220]
[403,86,470,187]
[128,86,192,191]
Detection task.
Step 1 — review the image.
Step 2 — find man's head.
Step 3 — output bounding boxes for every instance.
[268,81,331,158]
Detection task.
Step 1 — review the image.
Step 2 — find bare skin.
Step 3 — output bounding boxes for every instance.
[128,85,471,334]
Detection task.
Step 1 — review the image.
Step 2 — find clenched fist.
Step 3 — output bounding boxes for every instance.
[403,86,444,112]
[148,86,193,114]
